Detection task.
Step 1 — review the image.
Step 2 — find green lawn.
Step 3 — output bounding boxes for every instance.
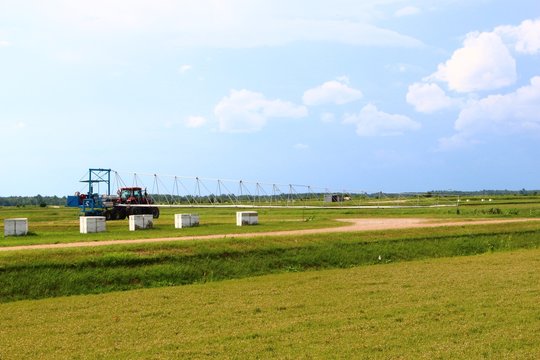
[1,248,538,359]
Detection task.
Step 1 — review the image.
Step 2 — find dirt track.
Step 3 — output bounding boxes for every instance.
[1,218,539,252]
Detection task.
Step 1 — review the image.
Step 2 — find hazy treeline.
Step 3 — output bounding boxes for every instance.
[403,189,539,197]
[0,195,67,207]
[0,189,538,207]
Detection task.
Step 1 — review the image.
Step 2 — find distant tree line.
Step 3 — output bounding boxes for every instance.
[1,189,538,207]
[0,195,67,207]
[397,189,539,197]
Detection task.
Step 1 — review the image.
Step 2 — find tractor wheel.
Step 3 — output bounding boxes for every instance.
[104,210,113,221]
[152,207,160,219]
[114,207,126,220]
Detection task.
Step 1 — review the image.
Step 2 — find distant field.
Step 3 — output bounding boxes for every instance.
[1,249,539,359]
[1,196,540,247]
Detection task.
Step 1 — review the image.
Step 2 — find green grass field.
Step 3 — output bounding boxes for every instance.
[1,198,540,358]
[1,249,539,359]
[1,220,540,302]
[1,199,539,247]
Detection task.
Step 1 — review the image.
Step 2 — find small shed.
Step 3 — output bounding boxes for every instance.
[324,194,344,203]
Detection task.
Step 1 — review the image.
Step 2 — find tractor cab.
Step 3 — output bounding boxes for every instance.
[118,187,151,204]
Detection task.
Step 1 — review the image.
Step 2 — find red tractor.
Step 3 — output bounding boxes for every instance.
[68,169,160,220]
[104,187,160,220]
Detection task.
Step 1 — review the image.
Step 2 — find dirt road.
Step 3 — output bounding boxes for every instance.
[1,217,539,252]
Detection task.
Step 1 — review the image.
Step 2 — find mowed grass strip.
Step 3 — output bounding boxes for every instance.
[1,249,539,359]
[1,223,540,302]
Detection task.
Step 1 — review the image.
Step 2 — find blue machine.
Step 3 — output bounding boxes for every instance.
[67,168,112,216]
[67,168,159,220]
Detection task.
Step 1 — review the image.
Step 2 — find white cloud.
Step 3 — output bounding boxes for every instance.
[496,18,540,55]
[320,112,336,123]
[303,78,363,106]
[0,40,11,47]
[0,121,27,133]
[437,133,479,151]
[343,104,420,136]
[394,6,420,17]
[54,49,84,64]
[179,64,192,74]
[294,143,309,150]
[33,1,423,49]
[185,115,207,128]
[214,89,307,133]
[431,31,516,93]
[454,76,540,135]
[406,82,460,113]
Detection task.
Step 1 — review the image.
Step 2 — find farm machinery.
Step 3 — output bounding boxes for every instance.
[67,168,160,220]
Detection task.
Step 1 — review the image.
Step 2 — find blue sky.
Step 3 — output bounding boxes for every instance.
[1,0,539,196]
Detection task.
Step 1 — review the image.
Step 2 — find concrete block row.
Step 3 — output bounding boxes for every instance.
[4,211,259,237]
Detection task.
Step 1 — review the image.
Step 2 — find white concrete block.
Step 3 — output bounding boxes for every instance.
[4,218,28,237]
[129,214,154,231]
[236,211,258,226]
[175,214,200,228]
[80,216,106,234]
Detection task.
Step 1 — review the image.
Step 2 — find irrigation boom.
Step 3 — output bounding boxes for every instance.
[67,168,458,215]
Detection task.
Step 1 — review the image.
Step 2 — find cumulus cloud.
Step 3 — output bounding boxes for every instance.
[303,78,363,106]
[496,18,540,54]
[406,82,460,113]
[437,76,540,150]
[454,76,540,134]
[214,89,307,133]
[185,115,207,128]
[343,104,420,136]
[431,31,516,93]
[407,17,540,150]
